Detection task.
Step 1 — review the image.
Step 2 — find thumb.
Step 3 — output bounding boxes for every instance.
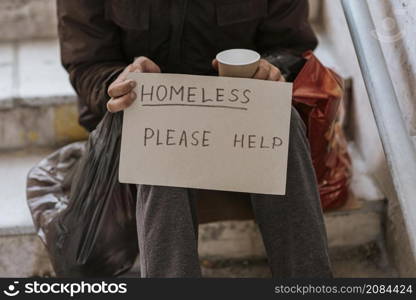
[212,59,219,71]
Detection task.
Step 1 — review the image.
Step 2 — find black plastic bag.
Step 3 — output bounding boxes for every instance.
[26,112,138,277]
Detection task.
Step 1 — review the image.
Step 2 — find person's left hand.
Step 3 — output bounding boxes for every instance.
[212,58,285,82]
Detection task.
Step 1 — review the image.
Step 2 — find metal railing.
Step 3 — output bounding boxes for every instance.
[341,0,416,258]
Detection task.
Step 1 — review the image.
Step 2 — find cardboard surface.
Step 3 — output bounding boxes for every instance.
[119,73,292,195]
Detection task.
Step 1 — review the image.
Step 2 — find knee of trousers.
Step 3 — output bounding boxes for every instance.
[288,106,311,155]
[284,107,320,202]
[136,185,191,204]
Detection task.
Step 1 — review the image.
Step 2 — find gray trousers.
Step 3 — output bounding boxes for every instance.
[136,107,333,278]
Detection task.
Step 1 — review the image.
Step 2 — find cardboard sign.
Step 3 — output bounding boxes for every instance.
[119,73,292,195]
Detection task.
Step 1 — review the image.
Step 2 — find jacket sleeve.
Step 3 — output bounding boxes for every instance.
[57,0,128,131]
[255,0,318,81]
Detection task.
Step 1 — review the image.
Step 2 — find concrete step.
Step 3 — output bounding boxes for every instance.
[0,39,87,150]
[0,147,388,277]
[202,241,396,278]
[0,149,56,277]
[199,241,396,278]
[0,148,54,235]
[0,0,57,42]
[1,204,389,277]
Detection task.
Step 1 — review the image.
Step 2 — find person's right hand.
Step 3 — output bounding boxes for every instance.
[107,56,161,113]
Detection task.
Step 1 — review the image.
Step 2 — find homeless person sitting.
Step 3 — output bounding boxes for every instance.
[57,0,332,278]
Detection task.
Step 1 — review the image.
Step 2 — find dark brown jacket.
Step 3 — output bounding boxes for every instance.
[57,0,317,131]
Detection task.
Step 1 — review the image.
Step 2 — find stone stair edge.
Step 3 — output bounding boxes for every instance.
[0,226,36,237]
[0,94,77,110]
[325,198,386,216]
[0,197,386,236]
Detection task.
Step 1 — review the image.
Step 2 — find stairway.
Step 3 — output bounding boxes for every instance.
[0,0,396,278]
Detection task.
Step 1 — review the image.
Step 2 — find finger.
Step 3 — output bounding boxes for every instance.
[107,92,137,113]
[140,59,161,73]
[253,62,271,80]
[107,92,136,113]
[267,66,282,81]
[131,57,161,73]
[279,75,286,82]
[212,59,219,71]
[108,80,136,98]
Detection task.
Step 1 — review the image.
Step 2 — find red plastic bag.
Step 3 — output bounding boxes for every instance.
[293,51,352,210]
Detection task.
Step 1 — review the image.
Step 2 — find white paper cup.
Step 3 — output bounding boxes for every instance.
[216,49,261,78]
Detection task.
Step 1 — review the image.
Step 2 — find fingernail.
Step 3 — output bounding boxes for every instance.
[130,81,137,88]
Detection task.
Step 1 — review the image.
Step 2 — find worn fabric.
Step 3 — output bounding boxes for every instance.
[136,108,333,278]
[57,0,317,131]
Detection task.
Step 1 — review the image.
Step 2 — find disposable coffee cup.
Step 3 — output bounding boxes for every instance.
[216,49,261,78]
